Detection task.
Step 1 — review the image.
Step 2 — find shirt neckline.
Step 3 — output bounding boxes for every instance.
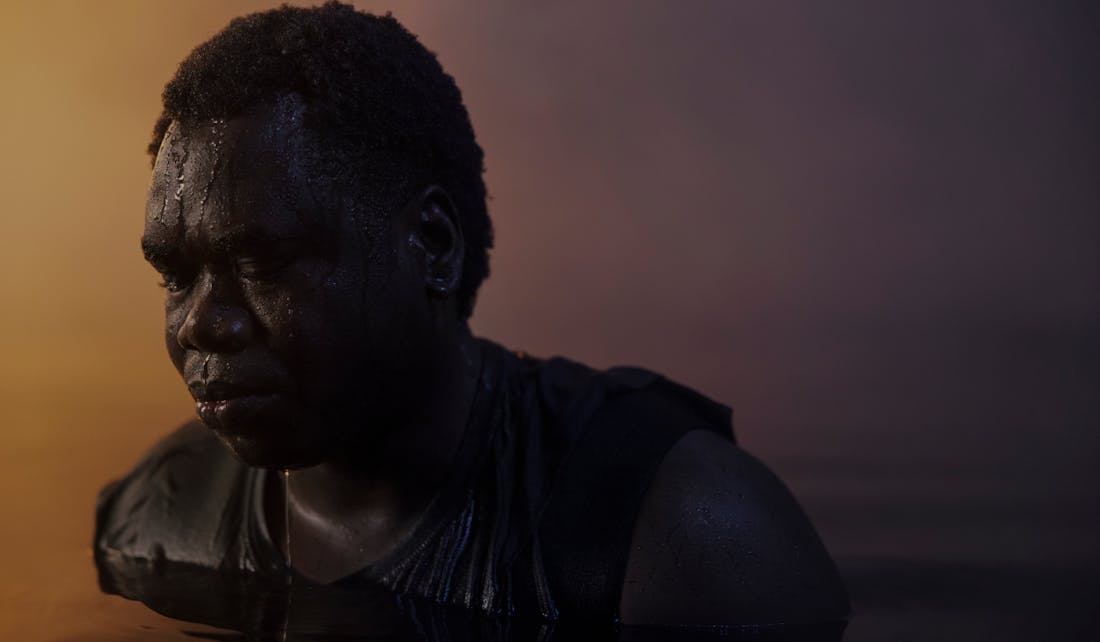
[245,339,508,584]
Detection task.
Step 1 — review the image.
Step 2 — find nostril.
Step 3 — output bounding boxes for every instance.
[179,300,253,353]
[228,317,247,337]
[218,307,253,352]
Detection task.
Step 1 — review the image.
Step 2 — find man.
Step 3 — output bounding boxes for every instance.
[96,2,848,627]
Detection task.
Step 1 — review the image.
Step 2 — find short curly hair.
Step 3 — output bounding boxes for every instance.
[150,1,492,319]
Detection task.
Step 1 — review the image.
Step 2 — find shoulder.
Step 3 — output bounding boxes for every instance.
[620,430,849,625]
[95,421,252,567]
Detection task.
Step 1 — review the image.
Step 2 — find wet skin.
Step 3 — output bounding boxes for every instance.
[142,95,482,580]
[141,94,848,623]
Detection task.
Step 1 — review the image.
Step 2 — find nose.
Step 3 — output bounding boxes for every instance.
[176,273,254,354]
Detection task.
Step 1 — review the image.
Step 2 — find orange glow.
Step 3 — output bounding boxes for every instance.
[2,2,1096,637]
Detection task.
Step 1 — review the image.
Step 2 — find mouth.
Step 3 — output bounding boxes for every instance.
[190,379,268,402]
[190,381,284,435]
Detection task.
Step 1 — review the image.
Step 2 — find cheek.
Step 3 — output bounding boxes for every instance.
[295,281,373,378]
[164,304,186,374]
[244,285,332,374]
[241,260,334,348]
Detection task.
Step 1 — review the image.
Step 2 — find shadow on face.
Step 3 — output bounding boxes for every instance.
[140,95,443,470]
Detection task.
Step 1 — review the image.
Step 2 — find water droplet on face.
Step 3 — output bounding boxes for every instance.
[197,119,227,224]
[174,135,190,220]
[157,130,174,223]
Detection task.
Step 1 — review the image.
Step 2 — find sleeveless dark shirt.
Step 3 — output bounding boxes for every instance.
[95,340,734,623]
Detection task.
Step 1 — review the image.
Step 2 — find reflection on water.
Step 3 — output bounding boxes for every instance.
[2,400,1095,640]
[841,557,1100,641]
[88,489,1100,641]
[95,550,847,641]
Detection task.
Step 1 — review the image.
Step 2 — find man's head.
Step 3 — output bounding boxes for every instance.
[150,1,491,318]
[141,3,491,468]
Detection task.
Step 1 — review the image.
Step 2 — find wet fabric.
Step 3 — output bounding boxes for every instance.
[95,340,734,623]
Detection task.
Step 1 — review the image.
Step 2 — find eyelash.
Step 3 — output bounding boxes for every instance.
[154,256,293,292]
[157,275,188,293]
[236,256,293,281]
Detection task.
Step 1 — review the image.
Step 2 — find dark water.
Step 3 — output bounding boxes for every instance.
[841,558,1100,641]
[87,541,1100,641]
[96,551,848,641]
[81,454,1100,642]
[1,403,1095,639]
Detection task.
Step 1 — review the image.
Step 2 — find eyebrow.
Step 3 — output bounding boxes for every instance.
[208,226,308,255]
[140,213,319,265]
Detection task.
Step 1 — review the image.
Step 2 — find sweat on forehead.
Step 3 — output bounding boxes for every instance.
[174,107,337,207]
[144,116,353,264]
[146,2,492,319]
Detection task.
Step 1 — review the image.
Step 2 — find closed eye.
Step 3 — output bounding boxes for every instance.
[149,258,195,294]
[235,255,295,281]
[157,272,191,293]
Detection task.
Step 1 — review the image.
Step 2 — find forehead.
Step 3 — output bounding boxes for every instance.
[142,99,336,258]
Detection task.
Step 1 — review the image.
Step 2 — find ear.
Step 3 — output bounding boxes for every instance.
[405,185,464,299]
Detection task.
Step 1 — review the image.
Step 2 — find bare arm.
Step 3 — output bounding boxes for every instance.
[619,430,849,625]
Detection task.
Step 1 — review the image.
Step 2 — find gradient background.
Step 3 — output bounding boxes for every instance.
[0,1,1097,639]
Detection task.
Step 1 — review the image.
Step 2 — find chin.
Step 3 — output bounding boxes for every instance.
[211,428,327,470]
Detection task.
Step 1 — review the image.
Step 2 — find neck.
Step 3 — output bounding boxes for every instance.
[285,328,483,536]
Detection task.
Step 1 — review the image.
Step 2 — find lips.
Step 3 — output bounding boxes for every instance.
[189,380,268,403]
[190,380,286,436]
